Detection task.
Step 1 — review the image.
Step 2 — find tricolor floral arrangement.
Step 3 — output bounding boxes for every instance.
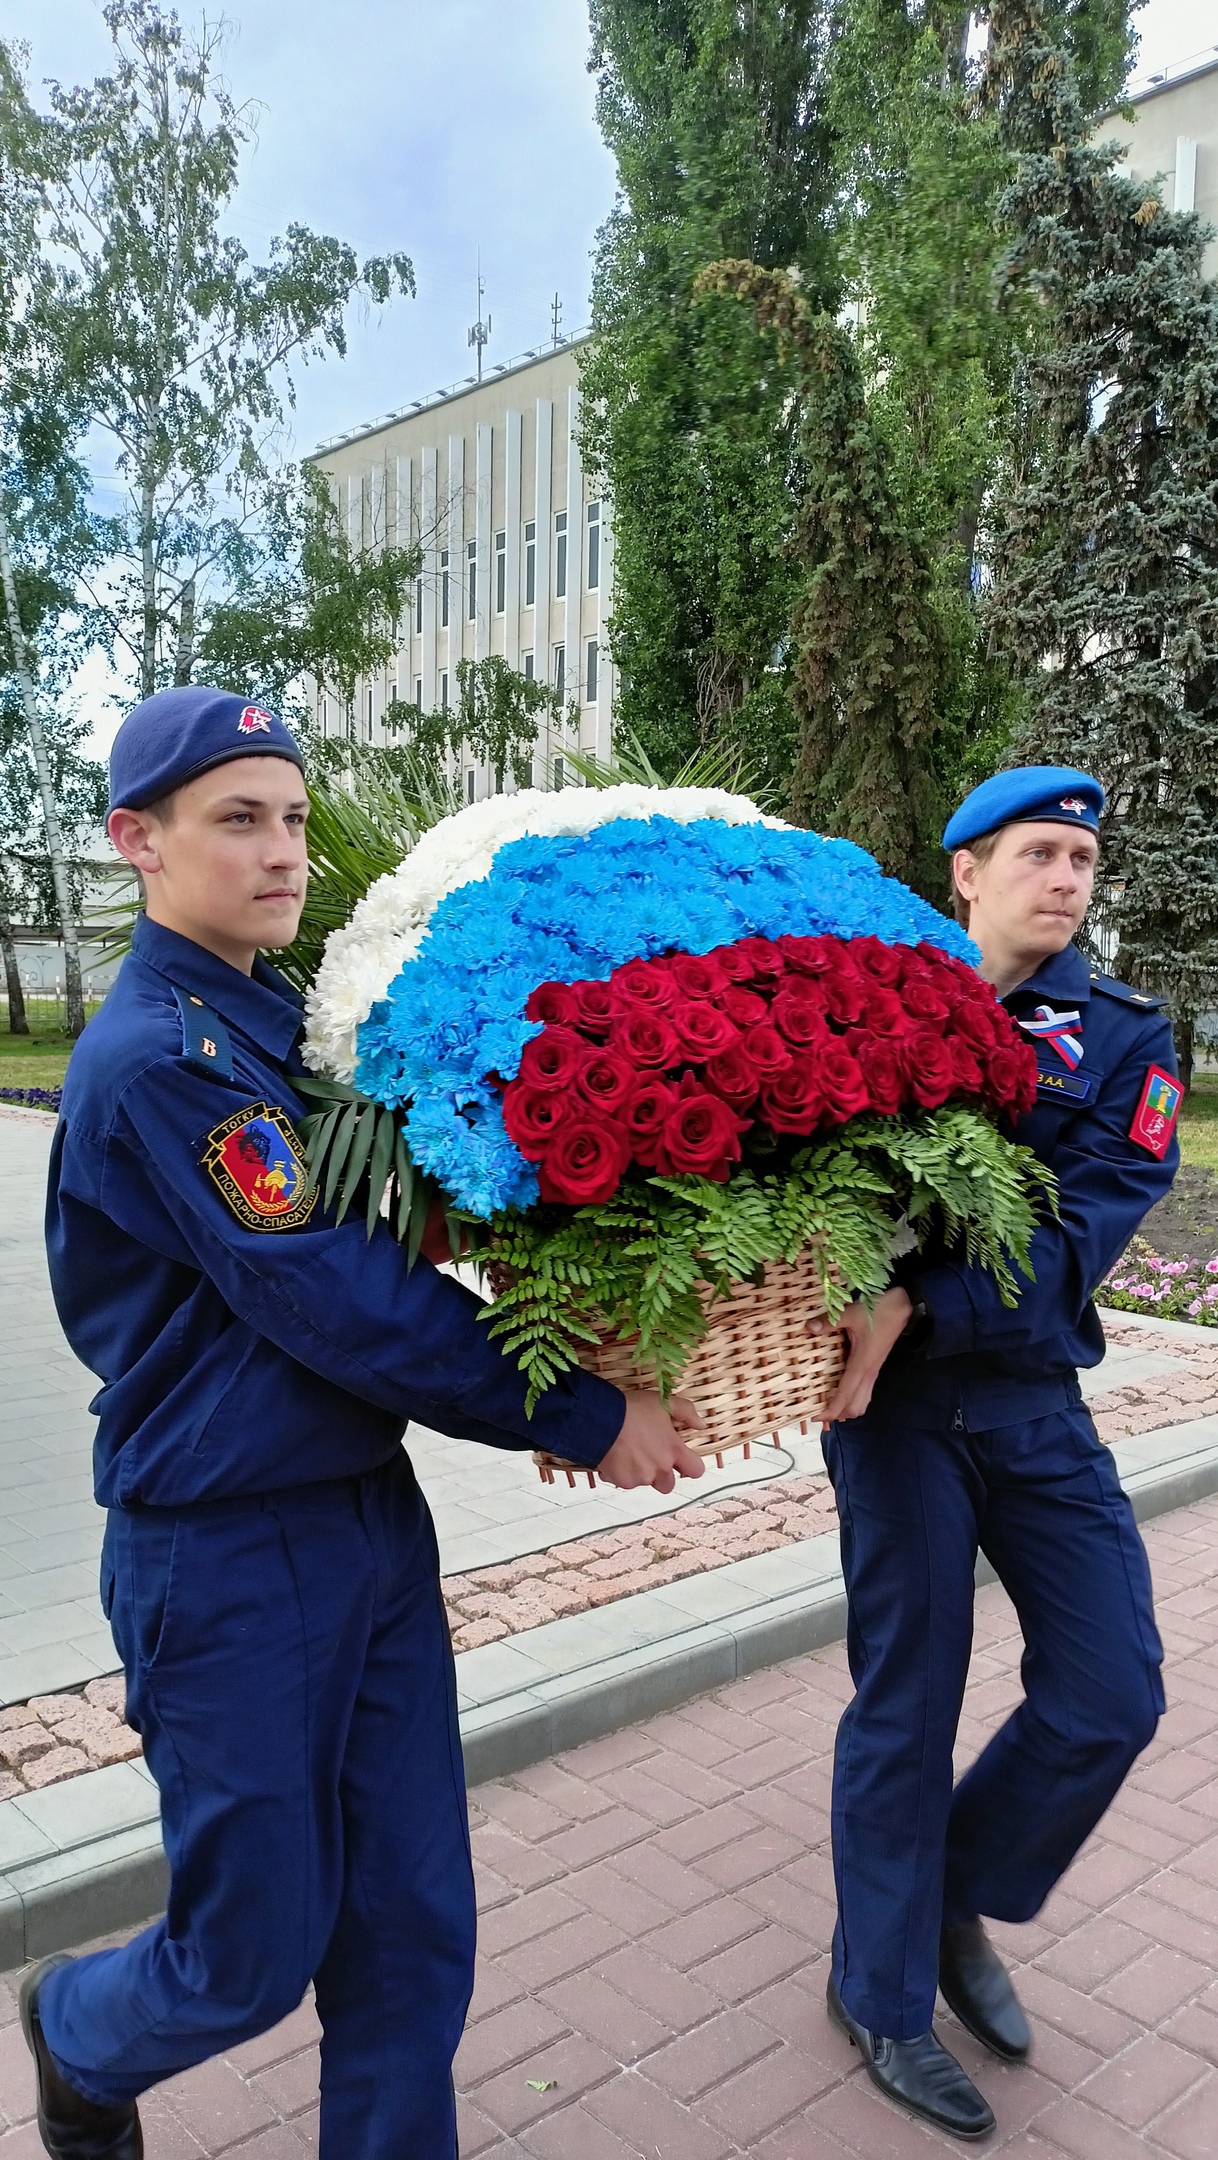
[300,786,1051,1401]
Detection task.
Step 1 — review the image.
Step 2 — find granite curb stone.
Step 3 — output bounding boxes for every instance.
[1,1420,1216,1968]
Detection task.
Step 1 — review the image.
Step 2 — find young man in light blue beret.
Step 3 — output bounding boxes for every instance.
[21,685,704,2160]
[817,766,1178,2140]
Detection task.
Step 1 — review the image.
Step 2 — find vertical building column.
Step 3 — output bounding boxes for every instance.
[504,409,522,672]
[421,445,438,713]
[564,385,584,737]
[595,503,614,762]
[1175,137,1197,215]
[394,454,412,708]
[475,422,492,663]
[448,433,466,686]
[534,399,554,773]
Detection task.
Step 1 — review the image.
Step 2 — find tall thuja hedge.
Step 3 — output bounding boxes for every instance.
[982,0,1218,1076]
[580,0,840,786]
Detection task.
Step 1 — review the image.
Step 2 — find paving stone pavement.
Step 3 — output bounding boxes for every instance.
[2,1493,1217,2158]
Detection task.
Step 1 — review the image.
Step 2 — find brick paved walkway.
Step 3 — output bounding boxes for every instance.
[3,1494,1218,2157]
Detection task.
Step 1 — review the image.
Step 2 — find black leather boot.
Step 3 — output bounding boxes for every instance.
[19,1955,143,2159]
[827,1973,996,2141]
[940,1919,1032,2062]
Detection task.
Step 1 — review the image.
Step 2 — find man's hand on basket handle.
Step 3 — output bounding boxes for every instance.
[597,1392,706,1494]
[811,1286,912,1426]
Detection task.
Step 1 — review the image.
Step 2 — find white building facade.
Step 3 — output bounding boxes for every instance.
[308,340,613,798]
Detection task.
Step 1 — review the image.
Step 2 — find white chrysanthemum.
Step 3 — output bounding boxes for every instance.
[304,784,784,1078]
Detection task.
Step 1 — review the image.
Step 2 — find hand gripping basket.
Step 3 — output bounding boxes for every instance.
[499,1246,846,1487]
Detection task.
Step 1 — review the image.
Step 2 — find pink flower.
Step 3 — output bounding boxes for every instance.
[1206,1258,1218,1274]
[1189,1299,1203,1316]
[1131,1283,1156,1298]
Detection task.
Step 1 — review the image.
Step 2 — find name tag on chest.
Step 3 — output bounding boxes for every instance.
[1036,1067,1093,1102]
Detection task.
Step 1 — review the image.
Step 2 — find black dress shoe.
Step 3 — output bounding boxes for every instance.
[940,1919,1032,2062]
[827,1974,996,2141]
[19,1955,143,2159]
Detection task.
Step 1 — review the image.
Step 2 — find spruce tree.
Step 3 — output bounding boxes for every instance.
[982,0,1218,1079]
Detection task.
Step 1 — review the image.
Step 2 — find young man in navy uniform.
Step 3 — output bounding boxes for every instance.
[21,686,704,2160]
[818,766,1180,2140]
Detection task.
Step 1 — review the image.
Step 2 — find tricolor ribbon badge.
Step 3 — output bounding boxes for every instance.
[1017,1003,1084,1069]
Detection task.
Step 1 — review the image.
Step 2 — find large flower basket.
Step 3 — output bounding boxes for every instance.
[298,782,1051,1481]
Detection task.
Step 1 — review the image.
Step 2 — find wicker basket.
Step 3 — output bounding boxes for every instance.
[488,1248,846,1485]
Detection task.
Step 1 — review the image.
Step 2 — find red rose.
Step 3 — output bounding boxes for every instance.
[949,1001,997,1052]
[502,1081,570,1160]
[852,1034,905,1115]
[849,935,904,988]
[740,1024,793,1081]
[525,981,581,1026]
[816,1043,870,1123]
[759,1064,825,1135]
[821,966,868,1028]
[707,943,755,983]
[947,1040,984,1094]
[704,1043,761,1111]
[771,986,832,1048]
[608,957,675,1012]
[898,979,952,1027]
[654,1081,746,1180]
[577,1049,636,1117]
[624,1076,678,1166]
[986,1042,1038,1117]
[862,987,914,1040]
[609,1008,681,1071]
[902,1030,958,1109]
[720,986,768,1028]
[733,936,785,984]
[574,980,613,1036]
[669,952,729,1000]
[538,1116,631,1205]
[670,1000,741,1061]
[777,934,837,979]
[518,1025,587,1091]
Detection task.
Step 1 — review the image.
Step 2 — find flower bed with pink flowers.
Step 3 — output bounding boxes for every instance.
[1098,1247,1218,1326]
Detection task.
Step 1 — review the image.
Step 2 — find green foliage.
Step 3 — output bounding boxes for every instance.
[387,656,567,791]
[470,1105,1052,1410]
[981,0,1218,1059]
[581,0,840,792]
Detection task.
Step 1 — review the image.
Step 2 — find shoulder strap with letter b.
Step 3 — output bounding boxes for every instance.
[173,985,234,1082]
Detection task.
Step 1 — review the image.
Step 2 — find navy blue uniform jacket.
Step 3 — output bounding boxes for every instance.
[46,915,626,1508]
[883,942,1181,1429]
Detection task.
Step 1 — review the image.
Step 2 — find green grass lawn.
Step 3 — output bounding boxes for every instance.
[1179,1074,1218,1173]
[0,1009,103,1093]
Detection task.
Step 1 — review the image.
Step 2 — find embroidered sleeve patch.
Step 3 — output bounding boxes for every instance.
[203,1103,318,1231]
[1129,1066,1183,1160]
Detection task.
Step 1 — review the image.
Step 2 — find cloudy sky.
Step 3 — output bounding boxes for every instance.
[7,0,1210,470]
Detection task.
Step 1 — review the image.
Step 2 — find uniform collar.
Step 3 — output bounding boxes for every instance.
[1002,941,1092,1010]
[132,912,305,1062]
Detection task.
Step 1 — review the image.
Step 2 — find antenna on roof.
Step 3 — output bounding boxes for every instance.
[551,291,563,347]
[468,254,491,383]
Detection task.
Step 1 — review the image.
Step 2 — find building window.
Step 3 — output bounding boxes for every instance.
[440,548,449,628]
[587,500,601,591]
[495,529,506,615]
[586,639,599,705]
[414,678,422,710]
[415,578,423,634]
[553,754,565,790]
[440,670,449,711]
[553,643,565,701]
[467,539,477,620]
[466,769,476,804]
[524,520,536,607]
[522,651,534,682]
[366,686,374,736]
[320,696,328,732]
[554,510,567,599]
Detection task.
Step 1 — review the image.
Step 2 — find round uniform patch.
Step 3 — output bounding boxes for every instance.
[203,1102,318,1230]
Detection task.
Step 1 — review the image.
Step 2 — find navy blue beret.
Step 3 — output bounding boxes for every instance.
[108,686,305,814]
[942,766,1104,852]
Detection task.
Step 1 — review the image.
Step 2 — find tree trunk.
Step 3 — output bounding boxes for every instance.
[0,501,87,1037]
[0,903,29,1035]
[174,574,196,685]
[1176,1012,1195,1095]
[141,475,158,698]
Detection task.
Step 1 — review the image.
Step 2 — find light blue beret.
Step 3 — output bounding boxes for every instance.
[109,685,305,814]
[942,766,1104,852]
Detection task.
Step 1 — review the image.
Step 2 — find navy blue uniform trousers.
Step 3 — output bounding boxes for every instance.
[38,1451,474,2160]
[822,1402,1164,2040]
